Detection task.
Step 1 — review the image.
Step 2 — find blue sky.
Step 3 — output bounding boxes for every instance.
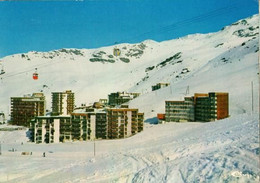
[0,0,258,58]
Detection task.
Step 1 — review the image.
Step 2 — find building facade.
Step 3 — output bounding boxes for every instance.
[108,92,140,106]
[95,112,108,139]
[137,112,144,132]
[165,92,229,122]
[152,83,170,91]
[195,92,229,122]
[157,113,166,124]
[71,109,107,141]
[30,116,71,143]
[30,101,144,143]
[52,90,75,116]
[10,93,46,127]
[107,108,144,139]
[165,97,195,122]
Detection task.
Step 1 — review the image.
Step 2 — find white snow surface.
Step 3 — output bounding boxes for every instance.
[0,113,259,182]
[0,15,259,182]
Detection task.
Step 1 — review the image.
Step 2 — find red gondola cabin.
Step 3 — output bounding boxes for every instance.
[33,73,38,80]
[33,68,38,80]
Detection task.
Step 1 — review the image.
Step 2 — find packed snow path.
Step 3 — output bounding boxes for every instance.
[0,113,259,182]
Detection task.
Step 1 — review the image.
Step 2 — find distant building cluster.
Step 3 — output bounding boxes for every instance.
[108,92,140,106]
[10,90,144,144]
[9,85,230,144]
[159,92,229,123]
[152,83,170,91]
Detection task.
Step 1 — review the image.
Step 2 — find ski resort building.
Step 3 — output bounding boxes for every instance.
[30,116,71,143]
[195,92,229,122]
[52,90,75,116]
[152,83,170,91]
[113,48,121,56]
[99,99,108,105]
[165,97,195,122]
[30,111,105,144]
[165,92,229,122]
[10,93,46,127]
[29,97,144,143]
[107,108,144,139]
[157,113,166,124]
[71,109,107,141]
[108,92,140,106]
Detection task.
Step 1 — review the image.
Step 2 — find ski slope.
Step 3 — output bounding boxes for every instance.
[0,113,259,182]
[0,14,259,182]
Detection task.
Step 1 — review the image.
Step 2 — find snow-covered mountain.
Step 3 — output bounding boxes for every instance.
[0,15,259,183]
[0,14,259,120]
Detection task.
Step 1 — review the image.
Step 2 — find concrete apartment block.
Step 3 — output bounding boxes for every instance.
[108,92,140,106]
[52,90,74,116]
[107,108,144,139]
[165,97,195,122]
[31,116,71,143]
[195,92,229,122]
[165,92,229,122]
[11,93,46,127]
[71,110,107,141]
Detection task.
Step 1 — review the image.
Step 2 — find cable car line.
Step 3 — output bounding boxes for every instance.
[111,2,240,45]
[0,1,246,81]
[0,59,65,80]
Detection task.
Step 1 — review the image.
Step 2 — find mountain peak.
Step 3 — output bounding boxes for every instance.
[0,15,258,119]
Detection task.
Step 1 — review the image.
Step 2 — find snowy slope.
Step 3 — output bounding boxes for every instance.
[0,113,259,182]
[0,15,259,120]
[0,14,259,183]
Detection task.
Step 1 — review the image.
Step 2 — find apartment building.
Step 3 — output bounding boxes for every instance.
[165,97,195,122]
[107,108,144,139]
[29,95,144,143]
[152,83,170,91]
[11,93,46,127]
[30,116,71,143]
[95,111,108,139]
[71,109,107,141]
[52,90,74,116]
[195,92,229,122]
[108,92,140,106]
[164,92,229,122]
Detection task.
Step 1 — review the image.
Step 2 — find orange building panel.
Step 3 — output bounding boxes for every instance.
[157,113,165,120]
[216,93,229,120]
